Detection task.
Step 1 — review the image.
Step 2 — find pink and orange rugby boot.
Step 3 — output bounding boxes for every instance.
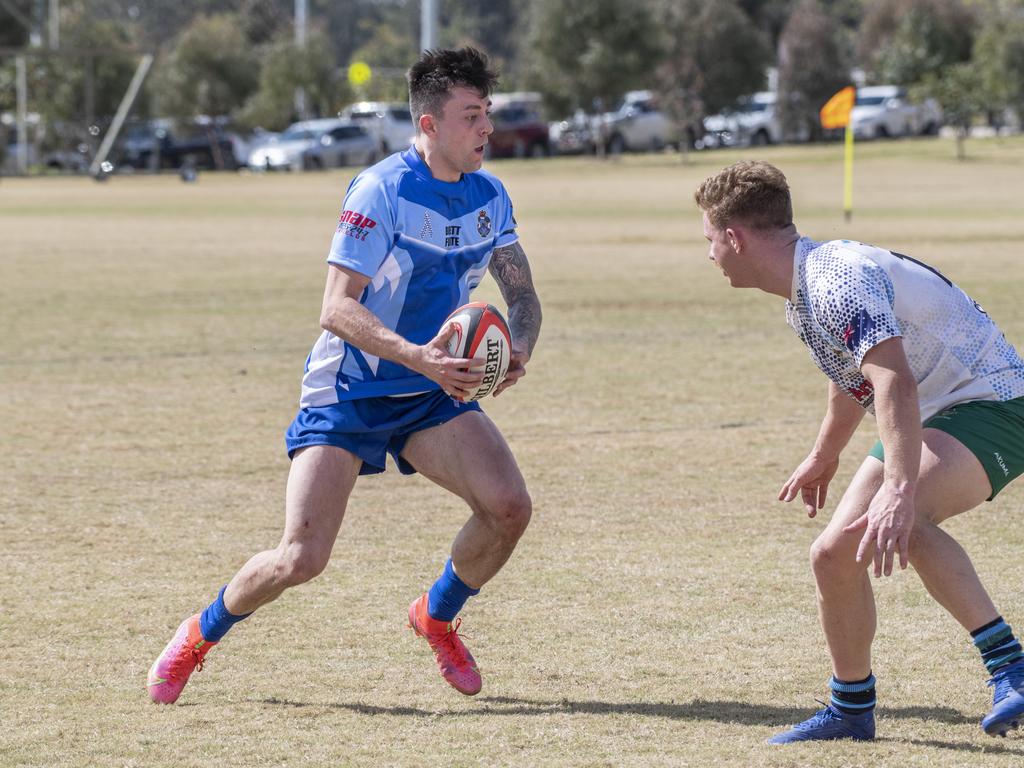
[408,593,482,695]
[147,614,217,704]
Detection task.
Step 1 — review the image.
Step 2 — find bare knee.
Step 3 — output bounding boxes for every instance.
[272,543,331,588]
[907,519,940,564]
[810,534,860,581]
[483,489,532,543]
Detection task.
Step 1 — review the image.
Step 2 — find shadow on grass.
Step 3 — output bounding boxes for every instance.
[901,738,1024,756]
[257,696,1024,753]
[258,694,972,728]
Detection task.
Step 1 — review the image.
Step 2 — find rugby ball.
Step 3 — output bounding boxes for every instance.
[444,302,512,402]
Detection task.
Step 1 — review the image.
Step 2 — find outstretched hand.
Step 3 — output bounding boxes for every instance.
[415,322,486,400]
[842,485,914,577]
[779,454,840,517]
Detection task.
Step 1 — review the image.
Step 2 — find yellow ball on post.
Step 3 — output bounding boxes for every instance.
[347,61,372,88]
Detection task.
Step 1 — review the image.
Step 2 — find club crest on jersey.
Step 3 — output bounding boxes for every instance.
[477,210,491,237]
[842,308,876,352]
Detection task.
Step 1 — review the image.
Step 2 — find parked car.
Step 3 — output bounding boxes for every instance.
[340,102,415,154]
[701,92,783,148]
[549,109,597,155]
[118,118,245,170]
[601,90,674,153]
[851,86,942,139]
[44,147,90,172]
[302,122,378,169]
[487,92,550,158]
[248,119,347,171]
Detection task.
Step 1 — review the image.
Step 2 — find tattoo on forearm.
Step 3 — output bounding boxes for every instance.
[489,242,542,354]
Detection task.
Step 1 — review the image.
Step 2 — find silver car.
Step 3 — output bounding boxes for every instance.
[302,122,378,169]
[340,102,416,154]
[248,119,376,171]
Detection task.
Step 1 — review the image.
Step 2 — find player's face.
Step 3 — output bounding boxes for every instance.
[702,212,745,287]
[430,86,494,180]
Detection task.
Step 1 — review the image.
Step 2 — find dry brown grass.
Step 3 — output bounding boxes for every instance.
[3,136,1024,766]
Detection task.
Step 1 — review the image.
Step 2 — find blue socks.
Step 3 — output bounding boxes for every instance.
[427,559,480,622]
[199,585,252,642]
[830,674,876,715]
[973,616,1024,675]
[198,562,481,642]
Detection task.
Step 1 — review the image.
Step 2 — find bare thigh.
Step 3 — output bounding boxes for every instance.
[914,428,992,524]
[282,444,363,552]
[224,444,362,613]
[400,410,528,514]
[818,426,993,557]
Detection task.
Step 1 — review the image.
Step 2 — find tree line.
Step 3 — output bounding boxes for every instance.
[1,0,1022,149]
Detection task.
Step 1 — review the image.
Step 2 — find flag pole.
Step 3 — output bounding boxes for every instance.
[843,122,854,222]
[820,85,857,223]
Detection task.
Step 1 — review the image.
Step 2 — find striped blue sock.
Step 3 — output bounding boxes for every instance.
[427,559,480,622]
[972,617,1024,674]
[830,674,876,715]
[199,585,251,643]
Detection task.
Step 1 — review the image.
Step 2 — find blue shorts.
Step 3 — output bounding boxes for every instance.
[284,390,481,475]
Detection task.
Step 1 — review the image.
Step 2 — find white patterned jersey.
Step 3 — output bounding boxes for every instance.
[785,237,1024,420]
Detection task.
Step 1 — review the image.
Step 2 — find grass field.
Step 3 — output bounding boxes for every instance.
[3,136,1024,767]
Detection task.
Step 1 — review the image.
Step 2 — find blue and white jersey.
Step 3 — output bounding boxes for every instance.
[786,237,1024,420]
[300,146,518,407]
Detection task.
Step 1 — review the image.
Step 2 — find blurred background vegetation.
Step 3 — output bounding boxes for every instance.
[1,0,1022,141]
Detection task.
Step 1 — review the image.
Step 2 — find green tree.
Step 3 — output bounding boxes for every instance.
[0,0,32,47]
[241,30,350,130]
[346,23,419,103]
[972,0,1024,127]
[0,2,140,157]
[777,0,852,140]
[440,0,528,86]
[653,0,772,114]
[651,0,772,149]
[40,5,140,123]
[859,0,975,85]
[916,62,983,158]
[526,0,664,117]
[153,13,260,118]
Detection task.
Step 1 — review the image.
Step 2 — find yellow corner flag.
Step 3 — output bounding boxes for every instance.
[820,86,857,221]
[820,86,855,129]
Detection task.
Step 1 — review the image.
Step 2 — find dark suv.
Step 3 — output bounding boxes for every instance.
[118,119,243,171]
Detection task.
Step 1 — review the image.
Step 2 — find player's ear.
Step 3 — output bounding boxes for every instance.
[419,113,436,137]
[725,226,744,254]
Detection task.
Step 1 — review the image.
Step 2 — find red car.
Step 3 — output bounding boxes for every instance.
[486,93,551,159]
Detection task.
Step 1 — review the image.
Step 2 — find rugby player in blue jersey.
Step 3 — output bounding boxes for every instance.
[148,47,542,703]
[696,161,1024,742]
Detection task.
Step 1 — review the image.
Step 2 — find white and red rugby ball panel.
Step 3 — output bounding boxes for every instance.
[444,302,512,402]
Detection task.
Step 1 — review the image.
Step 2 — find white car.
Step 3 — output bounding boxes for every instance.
[601,90,674,153]
[248,119,356,171]
[340,102,415,154]
[701,92,783,148]
[851,86,942,139]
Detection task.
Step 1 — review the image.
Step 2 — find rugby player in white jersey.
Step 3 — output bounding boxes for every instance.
[695,161,1024,742]
[147,47,542,703]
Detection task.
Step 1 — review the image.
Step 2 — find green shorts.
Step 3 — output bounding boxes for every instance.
[869,396,1024,500]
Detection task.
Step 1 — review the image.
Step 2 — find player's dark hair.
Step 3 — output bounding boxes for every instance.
[695,161,794,231]
[407,47,499,128]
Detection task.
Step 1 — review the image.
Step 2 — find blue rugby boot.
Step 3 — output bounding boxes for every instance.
[768,704,875,744]
[982,660,1024,737]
